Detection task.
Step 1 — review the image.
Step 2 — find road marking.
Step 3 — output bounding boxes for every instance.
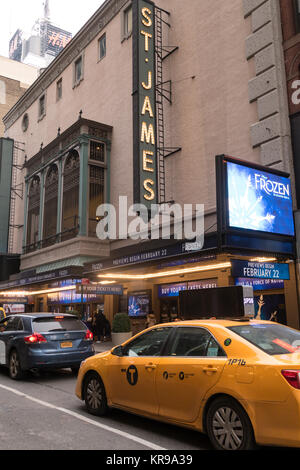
[0,383,166,450]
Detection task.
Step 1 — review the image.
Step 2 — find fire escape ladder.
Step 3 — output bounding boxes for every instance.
[8,141,25,253]
[155,7,181,205]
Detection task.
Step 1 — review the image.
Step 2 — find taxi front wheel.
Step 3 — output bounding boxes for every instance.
[206,397,256,451]
[83,372,108,416]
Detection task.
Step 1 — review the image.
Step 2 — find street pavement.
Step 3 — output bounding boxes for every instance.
[93,340,113,354]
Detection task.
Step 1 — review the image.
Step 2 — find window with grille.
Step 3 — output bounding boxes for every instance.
[26,176,40,246]
[89,165,105,237]
[90,141,105,162]
[62,150,80,238]
[43,164,59,244]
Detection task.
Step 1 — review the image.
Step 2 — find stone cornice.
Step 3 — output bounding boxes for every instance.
[3,0,129,131]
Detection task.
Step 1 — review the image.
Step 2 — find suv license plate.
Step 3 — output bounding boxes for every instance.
[61,342,73,349]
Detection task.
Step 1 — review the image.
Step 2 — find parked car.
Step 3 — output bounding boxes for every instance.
[0,313,95,380]
[76,318,300,450]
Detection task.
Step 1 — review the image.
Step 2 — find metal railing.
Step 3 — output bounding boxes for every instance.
[23,216,79,254]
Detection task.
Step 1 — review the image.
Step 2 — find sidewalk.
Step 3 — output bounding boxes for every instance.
[93,341,113,354]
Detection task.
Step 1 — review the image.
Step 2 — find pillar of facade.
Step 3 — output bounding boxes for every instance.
[106,140,111,204]
[22,179,29,251]
[56,157,63,238]
[38,170,45,246]
[78,136,89,237]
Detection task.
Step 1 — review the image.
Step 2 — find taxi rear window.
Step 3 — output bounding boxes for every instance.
[227,323,300,356]
[32,317,86,333]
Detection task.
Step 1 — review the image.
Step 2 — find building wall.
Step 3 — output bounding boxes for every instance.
[0,56,39,137]
[159,0,260,211]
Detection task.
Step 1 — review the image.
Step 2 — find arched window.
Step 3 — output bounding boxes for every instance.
[26,176,40,248]
[62,150,80,239]
[89,165,105,236]
[43,164,58,245]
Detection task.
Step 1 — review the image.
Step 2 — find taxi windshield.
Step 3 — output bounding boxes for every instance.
[227,323,300,356]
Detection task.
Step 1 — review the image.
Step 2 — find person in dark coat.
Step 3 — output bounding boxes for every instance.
[103,317,111,341]
[95,310,106,343]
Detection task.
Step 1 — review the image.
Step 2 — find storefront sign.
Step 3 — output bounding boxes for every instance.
[235,278,284,291]
[158,280,218,298]
[48,279,82,289]
[88,242,206,273]
[133,0,157,208]
[231,260,290,280]
[0,268,82,291]
[3,304,25,314]
[47,290,103,305]
[0,297,28,304]
[158,283,187,298]
[76,285,123,296]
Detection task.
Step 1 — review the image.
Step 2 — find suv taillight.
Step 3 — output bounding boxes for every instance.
[24,333,47,345]
[84,330,93,341]
[282,370,300,389]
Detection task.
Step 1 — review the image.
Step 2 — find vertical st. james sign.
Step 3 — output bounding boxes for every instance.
[132,0,158,209]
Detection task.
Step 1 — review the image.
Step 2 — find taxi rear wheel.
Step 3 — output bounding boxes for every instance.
[206,397,255,450]
[83,372,108,416]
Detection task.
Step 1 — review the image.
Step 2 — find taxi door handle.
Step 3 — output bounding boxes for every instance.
[145,363,156,370]
[203,367,218,373]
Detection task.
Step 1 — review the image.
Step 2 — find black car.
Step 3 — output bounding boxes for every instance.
[0,313,95,380]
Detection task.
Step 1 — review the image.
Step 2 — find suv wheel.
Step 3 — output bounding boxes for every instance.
[206,397,255,450]
[9,350,25,381]
[83,372,108,416]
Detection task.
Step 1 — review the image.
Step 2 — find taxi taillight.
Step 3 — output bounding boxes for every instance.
[84,330,93,341]
[24,333,47,345]
[282,370,300,389]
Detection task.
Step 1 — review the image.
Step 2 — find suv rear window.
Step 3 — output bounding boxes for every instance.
[32,317,86,333]
[228,323,300,356]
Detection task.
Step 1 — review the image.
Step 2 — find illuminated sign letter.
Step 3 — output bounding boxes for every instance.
[132,0,157,210]
[141,123,155,145]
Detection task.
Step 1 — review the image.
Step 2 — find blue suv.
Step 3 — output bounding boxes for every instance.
[0,313,95,380]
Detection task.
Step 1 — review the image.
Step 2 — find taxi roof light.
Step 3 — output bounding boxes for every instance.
[281,370,300,390]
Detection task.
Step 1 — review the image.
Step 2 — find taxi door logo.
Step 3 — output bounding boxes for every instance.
[127,365,138,386]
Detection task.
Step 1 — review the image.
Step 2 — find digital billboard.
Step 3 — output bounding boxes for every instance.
[226,160,295,236]
[45,24,72,57]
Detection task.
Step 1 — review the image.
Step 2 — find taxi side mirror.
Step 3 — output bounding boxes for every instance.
[111,346,124,357]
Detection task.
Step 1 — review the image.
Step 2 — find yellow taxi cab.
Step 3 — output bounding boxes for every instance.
[75,318,300,450]
[0,308,6,322]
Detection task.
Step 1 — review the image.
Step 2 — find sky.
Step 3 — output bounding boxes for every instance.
[0,0,106,58]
